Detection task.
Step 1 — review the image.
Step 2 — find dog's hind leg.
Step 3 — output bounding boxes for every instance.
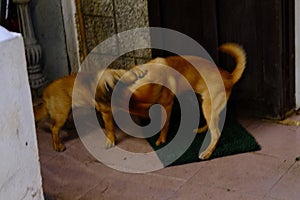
[193,95,208,133]
[49,107,70,152]
[51,117,68,152]
[198,96,224,160]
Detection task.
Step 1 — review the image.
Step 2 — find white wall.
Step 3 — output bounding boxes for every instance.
[0,27,44,200]
[296,0,300,109]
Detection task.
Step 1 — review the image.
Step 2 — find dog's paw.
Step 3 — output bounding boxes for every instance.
[105,139,115,149]
[120,68,147,84]
[133,68,147,79]
[199,150,212,160]
[193,125,208,134]
[53,143,66,152]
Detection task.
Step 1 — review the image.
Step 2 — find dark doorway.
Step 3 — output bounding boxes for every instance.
[148,0,295,119]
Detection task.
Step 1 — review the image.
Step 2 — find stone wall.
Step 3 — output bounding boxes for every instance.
[77,0,152,71]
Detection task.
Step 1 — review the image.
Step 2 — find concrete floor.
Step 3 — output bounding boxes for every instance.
[37,114,300,200]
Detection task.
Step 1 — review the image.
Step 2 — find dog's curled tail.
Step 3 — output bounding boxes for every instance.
[34,101,48,122]
[220,43,247,84]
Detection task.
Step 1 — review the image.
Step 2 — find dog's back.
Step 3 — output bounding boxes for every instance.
[165,43,246,85]
[34,74,76,122]
[148,43,246,95]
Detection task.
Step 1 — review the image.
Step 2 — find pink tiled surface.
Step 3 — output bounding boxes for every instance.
[37,114,300,200]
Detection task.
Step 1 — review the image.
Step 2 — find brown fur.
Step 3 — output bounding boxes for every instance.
[34,69,145,151]
[35,42,246,160]
[97,43,246,159]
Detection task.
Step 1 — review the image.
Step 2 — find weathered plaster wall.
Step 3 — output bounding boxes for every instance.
[0,27,44,200]
[30,0,69,82]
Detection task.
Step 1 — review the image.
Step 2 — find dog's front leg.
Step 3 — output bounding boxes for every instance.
[101,111,116,148]
[155,101,173,146]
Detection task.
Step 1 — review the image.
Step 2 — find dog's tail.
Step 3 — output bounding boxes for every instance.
[219,43,247,84]
[34,101,48,122]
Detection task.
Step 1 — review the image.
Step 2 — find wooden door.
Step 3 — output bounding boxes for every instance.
[148,0,295,119]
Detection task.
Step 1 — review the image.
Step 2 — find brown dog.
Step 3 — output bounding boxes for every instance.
[96,43,246,160]
[34,69,146,151]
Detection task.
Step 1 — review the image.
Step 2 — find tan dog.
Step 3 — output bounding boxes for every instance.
[96,43,246,160]
[34,69,146,151]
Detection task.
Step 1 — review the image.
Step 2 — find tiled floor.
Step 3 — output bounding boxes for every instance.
[37,114,300,200]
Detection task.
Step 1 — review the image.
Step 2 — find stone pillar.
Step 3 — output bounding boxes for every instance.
[13,0,45,90]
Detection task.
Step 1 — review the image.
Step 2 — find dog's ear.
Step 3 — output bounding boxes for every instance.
[117,68,147,85]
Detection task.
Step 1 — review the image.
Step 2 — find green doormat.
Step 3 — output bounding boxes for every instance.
[146,100,261,167]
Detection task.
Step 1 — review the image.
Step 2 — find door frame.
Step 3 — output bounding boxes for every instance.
[296,0,300,109]
[61,0,80,73]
